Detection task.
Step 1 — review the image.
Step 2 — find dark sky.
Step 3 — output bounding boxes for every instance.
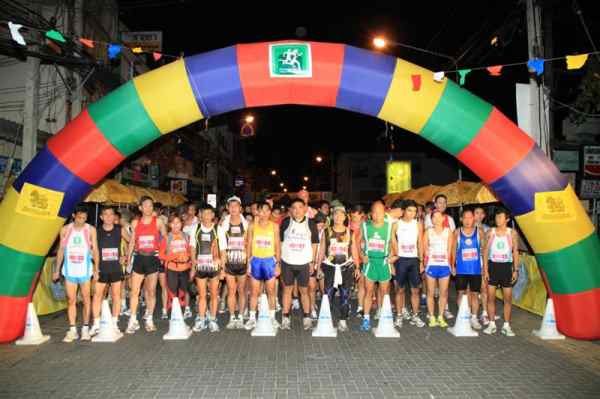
[118,1,600,189]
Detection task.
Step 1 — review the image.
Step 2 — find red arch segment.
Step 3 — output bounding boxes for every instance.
[47,110,125,185]
[236,41,345,107]
[553,289,600,340]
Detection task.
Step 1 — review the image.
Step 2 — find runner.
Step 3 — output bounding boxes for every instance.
[218,196,249,329]
[190,205,221,332]
[483,208,519,336]
[308,212,327,319]
[317,206,360,332]
[453,208,484,330]
[349,204,366,317]
[53,206,99,342]
[359,201,397,331]
[474,205,491,325]
[423,210,453,328]
[119,210,133,316]
[126,196,167,334]
[91,206,129,336]
[280,198,320,330]
[245,202,281,330]
[181,203,199,320]
[297,190,317,219]
[393,200,425,328]
[387,199,404,223]
[318,200,331,226]
[159,215,193,315]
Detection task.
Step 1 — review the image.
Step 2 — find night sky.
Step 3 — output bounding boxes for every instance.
[118,0,600,190]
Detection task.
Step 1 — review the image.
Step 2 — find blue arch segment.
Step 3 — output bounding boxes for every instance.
[490,145,568,216]
[335,45,396,117]
[13,146,91,218]
[184,46,246,117]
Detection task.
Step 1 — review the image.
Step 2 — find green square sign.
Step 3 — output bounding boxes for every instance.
[269,43,312,78]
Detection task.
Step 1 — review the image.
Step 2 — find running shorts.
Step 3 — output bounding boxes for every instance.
[196,270,219,280]
[250,257,276,281]
[425,265,451,279]
[488,261,513,288]
[394,257,421,288]
[132,254,161,275]
[455,274,482,292]
[225,262,247,276]
[281,261,309,287]
[98,270,123,284]
[364,257,391,283]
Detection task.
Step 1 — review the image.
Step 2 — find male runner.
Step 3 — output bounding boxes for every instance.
[474,205,491,324]
[181,202,199,319]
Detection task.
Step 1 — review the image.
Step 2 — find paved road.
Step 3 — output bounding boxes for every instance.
[1,299,599,399]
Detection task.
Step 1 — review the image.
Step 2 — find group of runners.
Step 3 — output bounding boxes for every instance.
[53,190,520,342]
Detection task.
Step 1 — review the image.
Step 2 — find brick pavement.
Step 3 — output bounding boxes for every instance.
[1,300,599,399]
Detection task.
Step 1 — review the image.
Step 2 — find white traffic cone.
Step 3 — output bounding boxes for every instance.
[373,294,400,338]
[532,298,565,340]
[163,298,192,340]
[251,294,277,337]
[448,294,478,337]
[92,300,123,342]
[16,303,50,345]
[312,294,337,337]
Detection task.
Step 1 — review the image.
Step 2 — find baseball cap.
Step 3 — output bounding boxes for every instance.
[226,196,242,205]
[332,206,347,215]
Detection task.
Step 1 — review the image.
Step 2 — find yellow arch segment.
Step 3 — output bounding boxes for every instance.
[378,59,447,134]
[0,187,65,256]
[516,185,595,254]
[133,59,203,135]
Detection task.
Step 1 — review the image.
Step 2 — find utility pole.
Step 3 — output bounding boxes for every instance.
[526,0,550,155]
[21,27,41,168]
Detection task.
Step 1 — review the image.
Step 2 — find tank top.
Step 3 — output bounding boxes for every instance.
[252,221,276,258]
[426,227,450,266]
[488,228,513,263]
[455,227,481,275]
[195,224,218,272]
[63,224,92,277]
[396,219,419,258]
[226,222,246,267]
[282,218,314,265]
[98,224,121,268]
[135,216,160,253]
[324,227,353,266]
[362,220,392,259]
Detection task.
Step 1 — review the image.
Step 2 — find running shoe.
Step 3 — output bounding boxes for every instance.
[126,319,140,334]
[428,315,438,328]
[271,317,280,330]
[303,317,313,330]
[63,329,79,343]
[281,316,291,330]
[501,324,515,337]
[161,308,168,320]
[89,323,100,337]
[481,313,490,326]
[338,320,348,332]
[360,318,371,332]
[243,309,250,321]
[193,318,207,332]
[410,313,425,328]
[208,320,220,333]
[394,317,403,328]
[226,317,237,330]
[444,309,454,320]
[437,316,448,328]
[355,306,364,318]
[470,316,482,330]
[183,306,193,319]
[235,315,245,329]
[483,322,497,335]
[144,318,157,332]
[80,326,91,341]
[292,298,300,310]
[244,318,257,331]
[401,308,412,321]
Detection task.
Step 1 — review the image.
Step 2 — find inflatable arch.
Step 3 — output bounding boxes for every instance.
[0,41,598,342]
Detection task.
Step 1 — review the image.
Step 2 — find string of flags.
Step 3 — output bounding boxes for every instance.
[4,20,178,62]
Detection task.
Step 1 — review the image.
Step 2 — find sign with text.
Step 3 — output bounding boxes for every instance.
[121,31,163,52]
[534,189,576,223]
[552,150,579,172]
[580,179,600,199]
[207,194,217,209]
[583,146,600,177]
[16,183,64,219]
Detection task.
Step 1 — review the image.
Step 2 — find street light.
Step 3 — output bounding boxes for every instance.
[279,182,285,187]
[373,36,387,49]
[315,155,323,163]
[270,169,277,176]
[302,185,307,190]
[245,114,255,124]
[303,176,309,182]
[283,188,288,193]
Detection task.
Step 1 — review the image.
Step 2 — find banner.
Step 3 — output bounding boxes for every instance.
[583,146,600,177]
[16,183,64,219]
[121,31,163,52]
[552,150,579,172]
[580,179,600,199]
[386,161,412,194]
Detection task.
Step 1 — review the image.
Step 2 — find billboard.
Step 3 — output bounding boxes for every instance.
[121,31,163,52]
[386,161,412,194]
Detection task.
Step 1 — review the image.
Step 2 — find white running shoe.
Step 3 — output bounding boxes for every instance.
[193,319,207,332]
[144,317,156,332]
[80,326,91,341]
[303,317,313,330]
[63,329,79,343]
[126,319,140,334]
[470,316,482,330]
[410,313,426,328]
[394,317,403,328]
[444,309,454,320]
[338,320,348,332]
[271,317,280,330]
[481,313,490,326]
[183,306,193,319]
[161,308,168,320]
[311,308,318,320]
[208,320,220,333]
[483,322,497,335]
[292,298,300,310]
[401,308,412,321]
[235,315,245,329]
[244,318,257,330]
[501,323,515,337]
[281,316,291,330]
[89,323,100,337]
[355,306,363,318]
[226,317,237,330]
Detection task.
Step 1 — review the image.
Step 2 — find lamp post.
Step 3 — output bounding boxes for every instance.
[315,154,335,194]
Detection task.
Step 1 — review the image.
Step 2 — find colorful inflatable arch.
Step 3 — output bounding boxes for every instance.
[0,41,598,342]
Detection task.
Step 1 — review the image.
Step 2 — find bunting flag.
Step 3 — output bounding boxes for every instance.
[411,74,422,91]
[45,29,66,43]
[79,38,94,48]
[108,44,122,59]
[527,58,545,76]
[153,52,163,61]
[458,69,471,85]
[433,71,445,82]
[566,54,589,70]
[8,22,26,46]
[487,65,503,76]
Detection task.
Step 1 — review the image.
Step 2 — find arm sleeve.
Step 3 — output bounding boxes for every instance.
[309,220,320,244]
[279,217,290,241]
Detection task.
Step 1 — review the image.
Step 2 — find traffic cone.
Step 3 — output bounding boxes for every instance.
[251,294,277,337]
[448,294,478,337]
[16,303,50,345]
[312,294,337,337]
[92,300,123,342]
[163,298,192,340]
[532,298,565,340]
[373,294,400,338]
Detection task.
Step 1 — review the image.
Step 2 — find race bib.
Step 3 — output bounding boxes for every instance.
[230,226,241,234]
[255,235,273,249]
[491,253,509,262]
[139,235,155,249]
[461,248,478,261]
[431,254,446,263]
[101,248,119,261]
[228,236,245,250]
[170,239,187,254]
[201,233,212,242]
[400,244,416,254]
[68,250,85,264]
[288,241,306,252]
[330,241,348,256]
[367,238,385,252]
